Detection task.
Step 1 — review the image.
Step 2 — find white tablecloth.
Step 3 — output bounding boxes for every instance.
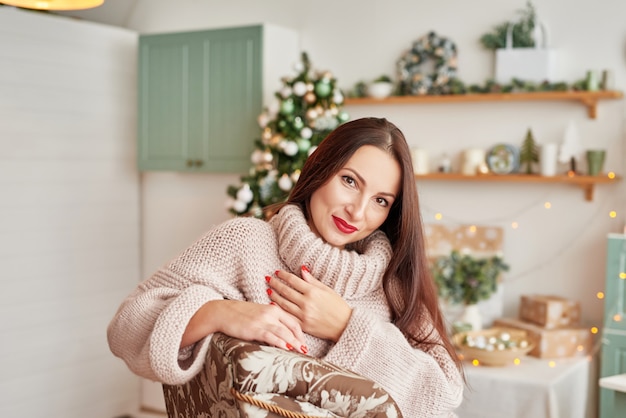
[455,354,598,418]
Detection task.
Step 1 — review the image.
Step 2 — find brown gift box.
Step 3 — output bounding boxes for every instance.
[493,317,592,358]
[519,294,581,329]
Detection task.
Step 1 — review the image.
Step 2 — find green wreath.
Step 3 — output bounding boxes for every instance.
[397,31,458,95]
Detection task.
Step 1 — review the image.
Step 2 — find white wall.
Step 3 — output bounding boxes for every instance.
[0,8,141,418]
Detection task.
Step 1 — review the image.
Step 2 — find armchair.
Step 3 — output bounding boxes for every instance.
[162,332,402,417]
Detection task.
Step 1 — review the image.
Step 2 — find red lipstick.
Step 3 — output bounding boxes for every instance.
[332,215,357,233]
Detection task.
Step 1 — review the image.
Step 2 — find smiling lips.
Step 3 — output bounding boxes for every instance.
[332,215,358,233]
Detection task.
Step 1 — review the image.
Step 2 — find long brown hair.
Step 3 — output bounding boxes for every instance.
[272,117,461,371]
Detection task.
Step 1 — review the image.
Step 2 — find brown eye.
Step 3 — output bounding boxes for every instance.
[342,175,356,187]
[376,197,389,207]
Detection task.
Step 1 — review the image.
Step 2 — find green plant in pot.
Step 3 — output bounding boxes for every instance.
[431,250,510,331]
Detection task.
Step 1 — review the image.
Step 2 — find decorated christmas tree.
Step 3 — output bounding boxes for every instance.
[226,52,349,218]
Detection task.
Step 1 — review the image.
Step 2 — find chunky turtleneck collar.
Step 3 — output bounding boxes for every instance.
[268,204,393,299]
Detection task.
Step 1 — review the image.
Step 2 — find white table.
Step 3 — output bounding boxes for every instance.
[599,373,626,416]
[599,373,626,392]
[455,354,597,418]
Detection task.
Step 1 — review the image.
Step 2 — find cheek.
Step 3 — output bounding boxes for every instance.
[368,208,391,230]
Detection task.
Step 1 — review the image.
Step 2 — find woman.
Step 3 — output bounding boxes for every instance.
[107,117,464,417]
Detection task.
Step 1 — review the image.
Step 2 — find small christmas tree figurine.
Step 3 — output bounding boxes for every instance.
[226,52,349,218]
[519,128,539,174]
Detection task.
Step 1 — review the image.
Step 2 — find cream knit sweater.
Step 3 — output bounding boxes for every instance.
[107,204,463,417]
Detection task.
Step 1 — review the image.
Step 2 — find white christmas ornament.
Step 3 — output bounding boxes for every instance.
[282,140,299,156]
[250,149,264,165]
[233,199,248,213]
[280,86,292,98]
[306,108,319,120]
[236,184,254,203]
[293,81,307,96]
[333,90,344,104]
[278,174,293,191]
[300,127,313,139]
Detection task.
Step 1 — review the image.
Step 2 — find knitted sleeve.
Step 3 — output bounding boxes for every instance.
[107,217,276,384]
[323,303,464,417]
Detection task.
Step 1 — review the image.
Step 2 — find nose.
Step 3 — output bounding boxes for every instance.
[346,195,367,221]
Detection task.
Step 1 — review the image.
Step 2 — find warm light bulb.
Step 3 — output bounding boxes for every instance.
[472,359,480,366]
[608,172,616,179]
[468,225,477,233]
[613,314,622,322]
[597,292,605,299]
[435,213,443,220]
[609,211,617,218]
[514,358,521,365]
[544,202,551,209]
[591,327,599,334]
[577,345,584,352]
[549,361,556,368]
[0,0,104,10]
[511,222,519,229]
[620,272,626,279]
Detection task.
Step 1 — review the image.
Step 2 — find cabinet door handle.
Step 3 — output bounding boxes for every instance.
[195,160,204,167]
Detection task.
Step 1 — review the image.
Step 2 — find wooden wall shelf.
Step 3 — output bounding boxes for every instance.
[344,90,623,119]
[415,173,622,201]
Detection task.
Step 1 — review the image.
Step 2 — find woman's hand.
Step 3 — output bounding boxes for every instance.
[268,267,352,342]
[182,299,307,354]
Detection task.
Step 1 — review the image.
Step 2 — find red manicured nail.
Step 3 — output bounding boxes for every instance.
[266,288,272,296]
[301,265,310,273]
[286,343,294,351]
[301,345,308,354]
[270,301,276,305]
[265,276,271,283]
[275,270,280,276]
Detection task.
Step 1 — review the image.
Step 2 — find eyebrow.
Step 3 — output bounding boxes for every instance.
[344,167,397,199]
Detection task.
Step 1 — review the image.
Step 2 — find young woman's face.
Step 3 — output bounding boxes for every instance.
[308,145,401,248]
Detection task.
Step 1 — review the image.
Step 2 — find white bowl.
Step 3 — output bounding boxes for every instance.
[367,82,394,99]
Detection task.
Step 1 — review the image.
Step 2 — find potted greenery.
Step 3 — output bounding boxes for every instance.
[431,250,509,330]
[367,75,394,99]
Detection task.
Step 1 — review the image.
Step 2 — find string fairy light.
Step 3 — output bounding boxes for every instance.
[424,189,621,285]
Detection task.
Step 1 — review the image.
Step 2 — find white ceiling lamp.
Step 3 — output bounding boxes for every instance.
[1,0,104,10]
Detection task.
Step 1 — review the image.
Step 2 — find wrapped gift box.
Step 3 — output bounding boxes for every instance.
[519,294,581,329]
[494,317,591,358]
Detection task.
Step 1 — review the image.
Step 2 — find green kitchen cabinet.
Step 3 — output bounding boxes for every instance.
[600,233,626,418]
[138,24,299,172]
